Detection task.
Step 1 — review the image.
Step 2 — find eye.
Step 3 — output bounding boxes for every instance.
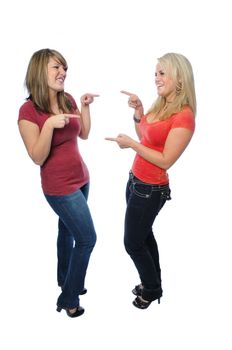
[155,71,165,78]
[52,64,68,72]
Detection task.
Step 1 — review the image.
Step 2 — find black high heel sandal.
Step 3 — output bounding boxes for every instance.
[56,305,85,318]
[132,296,160,309]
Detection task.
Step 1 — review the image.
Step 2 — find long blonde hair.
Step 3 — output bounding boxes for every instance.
[148,53,196,120]
[25,48,72,114]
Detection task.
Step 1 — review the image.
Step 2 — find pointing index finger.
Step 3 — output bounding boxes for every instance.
[120,90,133,96]
[105,137,117,142]
[65,114,80,118]
[88,93,100,97]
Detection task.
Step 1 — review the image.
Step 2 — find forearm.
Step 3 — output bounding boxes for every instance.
[130,140,170,170]
[79,105,91,139]
[133,109,143,139]
[30,122,54,166]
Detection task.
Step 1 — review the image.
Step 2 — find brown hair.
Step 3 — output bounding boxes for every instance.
[25,48,72,114]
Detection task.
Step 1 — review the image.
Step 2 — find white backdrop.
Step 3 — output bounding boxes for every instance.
[1,0,232,349]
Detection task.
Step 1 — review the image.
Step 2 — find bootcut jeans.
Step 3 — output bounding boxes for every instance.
[45,183,96,309]
[124,172,171,302]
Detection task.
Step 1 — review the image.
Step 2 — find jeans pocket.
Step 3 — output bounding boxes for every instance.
[157,188,171,212]
[132,183,153,199]
[161,188,171,201]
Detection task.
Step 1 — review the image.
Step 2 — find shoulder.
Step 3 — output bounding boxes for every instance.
[19,99,34,112]
[170,107,195,131]
[18,100,39,123]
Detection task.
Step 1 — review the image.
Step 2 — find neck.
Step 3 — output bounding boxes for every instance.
[49,91,59,113]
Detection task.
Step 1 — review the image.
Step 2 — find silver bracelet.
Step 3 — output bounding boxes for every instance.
[133,115,141,123]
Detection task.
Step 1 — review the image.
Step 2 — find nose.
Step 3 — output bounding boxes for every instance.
[155,73,163,85]
[59,66,66,76]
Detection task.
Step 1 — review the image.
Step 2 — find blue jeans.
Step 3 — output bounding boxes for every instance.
[45,183,96,309]
[124,172,171,301]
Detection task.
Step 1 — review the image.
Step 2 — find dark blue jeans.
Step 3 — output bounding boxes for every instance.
[45,183,96,309]
[124,172,171,301]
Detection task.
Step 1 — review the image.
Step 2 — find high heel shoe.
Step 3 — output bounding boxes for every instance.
[56,305,85,318]
[132,296,161,309]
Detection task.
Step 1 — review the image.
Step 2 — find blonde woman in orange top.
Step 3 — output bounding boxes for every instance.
[106,53,196,309]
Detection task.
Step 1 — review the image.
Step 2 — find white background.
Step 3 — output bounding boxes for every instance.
[1,0,232,349]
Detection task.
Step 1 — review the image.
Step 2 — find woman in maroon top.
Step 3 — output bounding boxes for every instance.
[18,48,99,317]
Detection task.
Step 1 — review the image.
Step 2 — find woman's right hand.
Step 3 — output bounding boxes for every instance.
[120,90,144,113]
[46,113,80,129]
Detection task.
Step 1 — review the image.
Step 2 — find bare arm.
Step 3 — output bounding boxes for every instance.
[18,114,79,166]
[120,90,144,139]
[133,109,143,140]
[79,93,99,139]
[105,127,194,170]
[79,105,91,140]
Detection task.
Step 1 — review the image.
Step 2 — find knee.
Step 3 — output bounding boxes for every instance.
[86,231,97,250]
[124,237,136,256]
[92,233,97,248]
[75,230,97,251]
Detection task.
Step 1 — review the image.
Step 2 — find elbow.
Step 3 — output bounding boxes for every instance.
[158,158,174,171]
[34,159,44,166]
[161,159,176,170]
[157,153,179,170]
[27,146,50,167]
[158,164,170,171]
[79,132,89,140]
[162,161,172,170]
[31,156,44,166]
[163,164,171,171]
[29,152,46,166]
[79,135,88,140]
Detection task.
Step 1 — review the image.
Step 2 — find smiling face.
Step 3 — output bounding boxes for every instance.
[47,57,67,95]
[155,63,176,102]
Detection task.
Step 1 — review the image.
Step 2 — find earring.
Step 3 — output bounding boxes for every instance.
[176,81,182,95]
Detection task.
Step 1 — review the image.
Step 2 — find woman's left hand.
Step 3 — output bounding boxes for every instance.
[81,93,100,106]
[105,134,135,149]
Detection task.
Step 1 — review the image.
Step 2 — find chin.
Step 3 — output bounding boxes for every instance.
[157,89,164,97]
